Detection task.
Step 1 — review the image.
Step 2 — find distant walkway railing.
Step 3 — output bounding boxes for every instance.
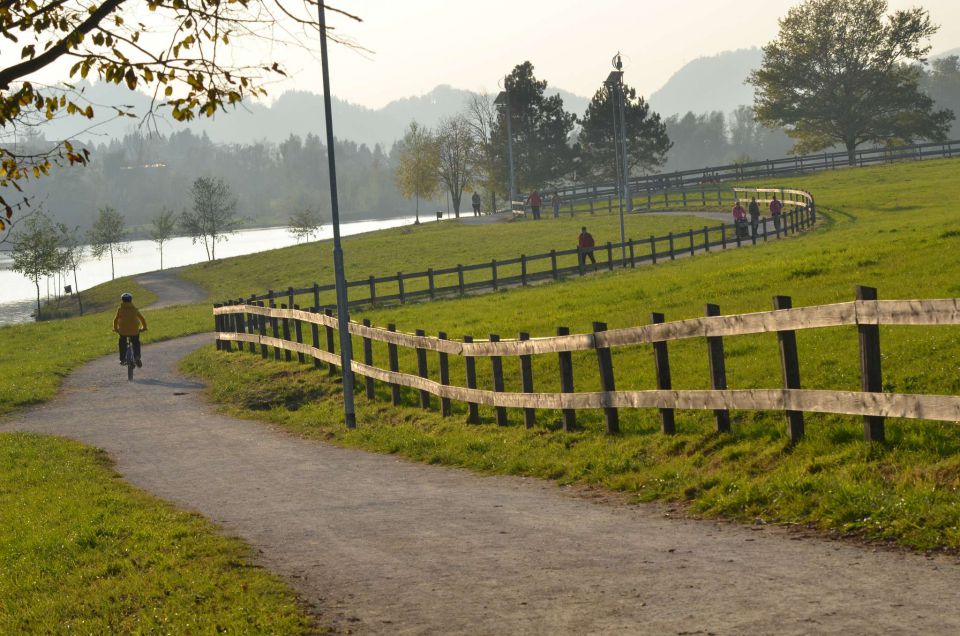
[554,139,959,207]
[220,187,814,314]
[214,285,960,442]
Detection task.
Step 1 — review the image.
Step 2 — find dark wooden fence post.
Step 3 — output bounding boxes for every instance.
[438,332,451,417]
[427,268,435,299]
[628,239,636,267]
[856,285,885,442]
[688,229,695,256]
[519,332,535,429]
[457,265,465,296]
[464,335,480,423]
[269,296,281,361]
[521,255,528,285]
[649,235,657,264]
[369,276,377,306]
[397,272,405,304]
[313,283,320,312]
[668,232,675,260]
[246,298,257,354]
[705,304,731,433]
[703,227,710,252]
[773,295,804,442]
[557,326,577,431]
[287,287,295,312]
[280,303,292,362]
[761,217,769,241]
[606,242,614,271]
[415,329,431,409]
[593,322,620,434]
[255,302,267,359]
[491,259,498,291]
[721,223,727,249]
[490,334,508,426]
[310,308,322,369]
[293,304,305,364]
[550,250,558,280]
[213,304,222,350]
[651,312,676,434]
[323,308,337,375]
[387,323,401,406]
[362,319,375,399]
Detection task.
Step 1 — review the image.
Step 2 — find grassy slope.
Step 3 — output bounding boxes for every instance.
[182,158,960,550]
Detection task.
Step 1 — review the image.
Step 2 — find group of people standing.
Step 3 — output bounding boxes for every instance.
[732,194,784,238]
[467,189,563,218]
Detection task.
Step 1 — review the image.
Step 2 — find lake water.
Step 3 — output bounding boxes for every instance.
[0,215,430,326]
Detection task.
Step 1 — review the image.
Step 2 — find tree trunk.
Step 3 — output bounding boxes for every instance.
[73,268,83,317]
[34,280,41,322]
[109,243,115,280]
[846,140,858,167]
[160,243,164,270]
[453,190,462,216]
[415,195,420,224]
[211,236,216,261]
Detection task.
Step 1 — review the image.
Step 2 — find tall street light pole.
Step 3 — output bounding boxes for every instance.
[317,1,356,429]
[606,59,628,260]
[494,80,516,205]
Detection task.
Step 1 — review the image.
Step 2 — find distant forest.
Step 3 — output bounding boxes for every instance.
[17,130,416,234]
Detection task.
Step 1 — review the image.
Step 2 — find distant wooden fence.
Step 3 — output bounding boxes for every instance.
[214,286,960,442]
[236,187,815,313]
[554,139,960,208]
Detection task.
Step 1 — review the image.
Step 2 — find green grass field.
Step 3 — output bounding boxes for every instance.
[181,158,960,551]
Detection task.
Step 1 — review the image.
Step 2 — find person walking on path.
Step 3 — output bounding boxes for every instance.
[578,226,597,271]
[748,196,761,239]
[471,191,481,216]
[552,191,561,218]
[770,194,783,235]
[732,200,748,239]
[527,189,542,220]
[113,292,148,367]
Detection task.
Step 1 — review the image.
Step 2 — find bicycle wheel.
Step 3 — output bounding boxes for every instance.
[126,348,134,381]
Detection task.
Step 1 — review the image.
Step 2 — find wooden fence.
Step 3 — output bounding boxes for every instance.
[553,139,960,207]
[234,187,815,313]
[214,286,960,443]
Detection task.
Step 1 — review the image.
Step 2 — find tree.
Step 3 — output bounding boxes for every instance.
[57,223,85,316]
[920,56,960,138]
[0,1,358,237]
[181,176,240,261]
[463,92,498,200]
[149,208,178,270]
[748,0,954,165]
[88,206,129,280]
[436,115,476,217]
[490,62,577,193]
[288,208,324,243]
[11,214,60,321]
[578,83,671,182]
[394,121,440,224]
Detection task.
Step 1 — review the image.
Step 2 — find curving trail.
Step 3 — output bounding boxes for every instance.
[4,272,960,635]
[136,268,208,309]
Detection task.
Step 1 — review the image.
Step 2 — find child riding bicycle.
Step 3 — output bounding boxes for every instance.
[113,292,148,367]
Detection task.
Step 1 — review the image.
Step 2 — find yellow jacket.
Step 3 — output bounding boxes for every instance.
[113,303,147,336]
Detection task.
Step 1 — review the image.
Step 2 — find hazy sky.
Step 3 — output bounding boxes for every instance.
[283,0,960,108]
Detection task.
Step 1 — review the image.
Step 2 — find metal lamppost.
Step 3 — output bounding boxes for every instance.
[317,1,356,429]
[494,80,516,205]
[605,53,631,259]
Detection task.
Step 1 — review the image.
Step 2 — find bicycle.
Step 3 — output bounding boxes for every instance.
[118,328,146,381]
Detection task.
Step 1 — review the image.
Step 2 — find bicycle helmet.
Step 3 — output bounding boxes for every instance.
[121,292,133,302]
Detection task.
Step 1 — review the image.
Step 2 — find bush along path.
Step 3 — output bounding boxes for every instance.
[5,332,960,634]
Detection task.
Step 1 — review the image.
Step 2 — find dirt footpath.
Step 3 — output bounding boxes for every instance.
[5,335,960,635]
[136,269,208,308]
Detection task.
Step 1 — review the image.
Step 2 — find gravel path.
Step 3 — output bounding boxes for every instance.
[5,333,960,634]
[136,268,208,309]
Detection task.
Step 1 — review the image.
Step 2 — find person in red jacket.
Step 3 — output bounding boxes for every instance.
[578,226,596,270]
[527,189,542,220]
[769,193,784,234]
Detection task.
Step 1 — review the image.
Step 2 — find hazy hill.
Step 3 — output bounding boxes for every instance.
[648,48,762,117]
[34,82,590,150]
